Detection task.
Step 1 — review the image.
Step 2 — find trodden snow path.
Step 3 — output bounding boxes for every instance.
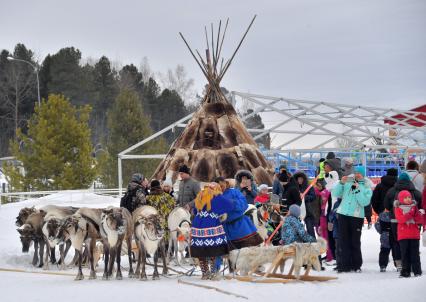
[0,192,424,302]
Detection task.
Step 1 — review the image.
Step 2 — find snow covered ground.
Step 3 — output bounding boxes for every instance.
[0,192,424,302]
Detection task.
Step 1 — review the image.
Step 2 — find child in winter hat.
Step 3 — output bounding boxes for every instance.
[254,184,270,205]
[394,190,424,277]
[280,204,315,245]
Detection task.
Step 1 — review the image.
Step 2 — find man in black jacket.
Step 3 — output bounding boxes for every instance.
[293,171,316,237]
[384,172,422,271]
[120,173,147,213]
[371,168,398,214]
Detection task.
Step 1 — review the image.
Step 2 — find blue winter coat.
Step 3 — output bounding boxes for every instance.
[222,188,258,241]
[333,179,372,219]
[281,215,316,245]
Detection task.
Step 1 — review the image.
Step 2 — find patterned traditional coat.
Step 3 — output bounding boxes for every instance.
[146,187,176,239]
[190,193,233,258]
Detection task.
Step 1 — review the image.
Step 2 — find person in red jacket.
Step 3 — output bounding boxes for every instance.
[394,190,424,277]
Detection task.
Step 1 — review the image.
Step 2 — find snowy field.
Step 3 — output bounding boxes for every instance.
[0,192,424,302]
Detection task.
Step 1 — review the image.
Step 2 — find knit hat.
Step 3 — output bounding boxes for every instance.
[398,172,411,182]
[289,204,301,218]
[398,190,412,205]
[326,152,336,159]
[386,168,398,177]
[131,173,144,184]
[178,164,190,175]
[150,179,161,189]
[420,160,426,174]
[258,184,268,191]
[354,166,366,177]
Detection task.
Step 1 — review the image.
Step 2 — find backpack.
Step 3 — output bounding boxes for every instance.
[120,186,141,212]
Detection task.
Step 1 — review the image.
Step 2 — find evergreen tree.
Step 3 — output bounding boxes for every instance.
[4,94,96,190]
[91,56,118,143]
[47,47,85,105]
[99,89,167,187]
[154,88,188,143]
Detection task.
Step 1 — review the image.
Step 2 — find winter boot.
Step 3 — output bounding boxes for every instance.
[395,260,402,272]
[380,267,386,273]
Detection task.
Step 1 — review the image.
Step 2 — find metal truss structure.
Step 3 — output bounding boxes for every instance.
[118,91,425,195]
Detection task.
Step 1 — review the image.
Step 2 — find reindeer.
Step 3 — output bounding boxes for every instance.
[16,206,38,227]
[42,206,77,270]
[167,207,191,265]
[99,207,134,280]
[57,209,102,280]
[133,206,167,280]
[17,211,46,267]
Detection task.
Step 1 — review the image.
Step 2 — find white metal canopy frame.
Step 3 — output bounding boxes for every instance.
[117,91,425,195]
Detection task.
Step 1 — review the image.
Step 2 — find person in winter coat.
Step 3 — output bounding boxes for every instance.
[317,158,326,180]
[293,171,316,237]
[315,181,333,262]
[394,190,424,277]
[420,160,426,227]
[217,177,263,249]
[190,183,233,280]
[120,173,147,213]
[405,160,424,193]
[325,152,342,178]
[371,168,398,214]
[235,170,257,205]
[329,199,341,268]
[161,179,175,198]
[146,180,176,241]
[254,184,270,204]
[324,160,340,210]
[341,157,354,177]
[272,165,288,196]
[281,204,316,245]
[384,172,423,271]
[282,176,302,209]
[177,165,201,212]
[333,166,372,272]
[374,211,392,272]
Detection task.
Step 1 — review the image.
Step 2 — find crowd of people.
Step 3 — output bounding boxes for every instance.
[120,154,426,279]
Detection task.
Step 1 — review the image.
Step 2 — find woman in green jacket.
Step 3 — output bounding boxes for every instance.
[332,166,372,273]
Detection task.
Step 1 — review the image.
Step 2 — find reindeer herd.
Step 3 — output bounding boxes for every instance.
[15,204,192,281]
[15,201,276,281]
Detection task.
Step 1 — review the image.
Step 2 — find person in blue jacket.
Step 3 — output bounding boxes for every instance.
[332,165,372,273]
[281,204,316,245]
[215,177,263,250]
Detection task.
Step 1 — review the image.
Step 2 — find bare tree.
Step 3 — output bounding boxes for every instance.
[158,64,195,103]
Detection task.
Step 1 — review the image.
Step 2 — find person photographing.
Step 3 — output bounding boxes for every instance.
[332,166,372,273]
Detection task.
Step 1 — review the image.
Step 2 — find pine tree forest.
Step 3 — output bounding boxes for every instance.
[0,43,269,190]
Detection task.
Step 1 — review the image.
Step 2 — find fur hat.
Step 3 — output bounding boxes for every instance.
[289,204,301,218]
[354,166,366,177]
[398,190,412,205]
[386,168,398,177]
[398,172,410,182]
[162,179,172,187]
[150,179,161,189]
[178,164,190,175]
[420,160,426,174]
[258,184,268,191]
[326,152,336,160]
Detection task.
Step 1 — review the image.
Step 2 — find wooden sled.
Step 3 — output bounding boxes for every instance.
[229,244,337,283]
